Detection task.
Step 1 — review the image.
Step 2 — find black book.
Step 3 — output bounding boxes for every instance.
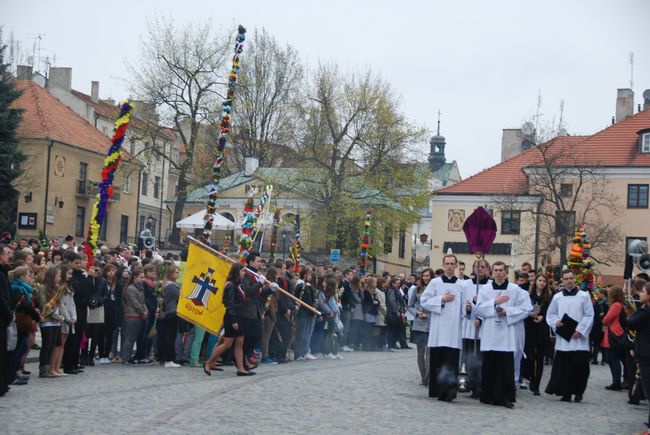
[556,313,579,341]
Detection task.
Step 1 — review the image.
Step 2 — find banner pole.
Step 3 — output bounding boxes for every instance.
[187,236,321,316]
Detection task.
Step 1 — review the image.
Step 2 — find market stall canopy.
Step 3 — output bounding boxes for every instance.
[176,209,236,230]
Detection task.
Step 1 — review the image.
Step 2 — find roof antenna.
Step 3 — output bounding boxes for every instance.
[630,52,634,91]
[437,109,441,135]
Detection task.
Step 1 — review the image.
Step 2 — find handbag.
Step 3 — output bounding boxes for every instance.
[14,310,33,335]
[608,329,625,350]
[178,318,193,333]
[7,321,18,351]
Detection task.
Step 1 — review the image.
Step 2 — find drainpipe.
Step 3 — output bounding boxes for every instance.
[158,142,165,246]
[135,166,142,243]
[533,198,541,271]
[42,140,54,236]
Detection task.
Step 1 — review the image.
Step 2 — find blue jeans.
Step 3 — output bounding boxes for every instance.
[135,315,155,360]
[607,348,623,386]
[121,319,144,362]
[295,315,316,358]
[311,319,325,354]
[322,318,339,355]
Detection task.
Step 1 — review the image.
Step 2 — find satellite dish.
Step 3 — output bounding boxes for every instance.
[522,122,536,136]
[643,89,650,100]
[628,239,648,256]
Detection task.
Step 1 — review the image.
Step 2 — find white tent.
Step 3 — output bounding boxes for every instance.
[176,209,236,230]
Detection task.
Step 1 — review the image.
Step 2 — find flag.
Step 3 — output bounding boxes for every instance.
[177,241,231,335]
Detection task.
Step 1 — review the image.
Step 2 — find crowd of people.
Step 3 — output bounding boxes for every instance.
[1,236,650,429]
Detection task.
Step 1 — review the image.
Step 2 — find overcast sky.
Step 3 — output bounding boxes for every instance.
[4,0,650,178]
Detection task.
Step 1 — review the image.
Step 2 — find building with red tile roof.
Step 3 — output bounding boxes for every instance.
[11,79,140,247]
[429,103,650,285]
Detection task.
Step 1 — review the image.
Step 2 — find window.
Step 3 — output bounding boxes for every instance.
[560,183,573,198]
[398,224,406,259]
[154,176,161,199]
[642,133,650,153]
[99,213,107,241]
[75,206,86,237]
[555,210,576,236]
[124,173,131,193]
[501,211,521,235]
[628,184,649,208]
[138,215,146,235]
[120,215,129,243]
[129,139,136,155]
[141,172,148,196]
[384,224,393,254]
[79,162,88,181]
[442,241,512,256]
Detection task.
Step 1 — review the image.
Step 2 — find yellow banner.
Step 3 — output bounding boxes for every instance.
[177,241,231,335]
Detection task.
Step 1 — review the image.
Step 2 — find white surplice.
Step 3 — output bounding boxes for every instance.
[475,281,532,352]
[546,288,594,352]
[420,275,465,349]
[461,278,491,340]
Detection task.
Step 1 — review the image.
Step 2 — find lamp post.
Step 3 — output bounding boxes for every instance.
[282,230,287,260]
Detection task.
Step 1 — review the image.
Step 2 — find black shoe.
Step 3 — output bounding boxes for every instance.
[138,359,154,366]
[12,378,28,385]
[63,369,79,375]
[629,399,640,405]
[622,381,630,389]
[21,369,31,375]
[533,390,540,396]
[32,344,40,350]
[88,358,95,366]
[561,395,571,402]
[502,400,514,409]
[123,360,137,367]
[574,394,583,402]
[237,371,256,376]
[400,346,413,350]
[605,384,622,391]
[590,359,598,365]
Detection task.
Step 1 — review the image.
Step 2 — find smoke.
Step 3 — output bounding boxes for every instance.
[436,365,458,387]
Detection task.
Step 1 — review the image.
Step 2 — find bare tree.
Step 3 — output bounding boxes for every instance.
[229,28,303,170]
[275,64,426,252]
[494,134,622,269]
[127,16,232,244]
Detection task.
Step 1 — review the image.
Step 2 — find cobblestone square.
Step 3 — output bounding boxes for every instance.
[0,350,645,434]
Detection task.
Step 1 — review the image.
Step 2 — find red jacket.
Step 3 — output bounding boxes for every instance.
[601,302,624,348]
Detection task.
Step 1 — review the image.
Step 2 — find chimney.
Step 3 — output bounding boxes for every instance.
[501,129,523,162]
[48,67,72,92]
[616,88,634,122]
[643,89,650,111]
[16,65,33,80]
[244,156,259,176]
[91,81,99,103]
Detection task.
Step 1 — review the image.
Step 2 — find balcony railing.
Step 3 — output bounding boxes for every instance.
[77,180,121,201]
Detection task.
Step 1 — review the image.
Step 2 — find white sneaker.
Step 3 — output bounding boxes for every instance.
[164,361,181,368]
[312,353,323,359]
[305,353,317,360]
[341,345,353,352]
[100,358,111,364]
[334,354,344,360]
[325,353,337,359]
[295,356,305,361]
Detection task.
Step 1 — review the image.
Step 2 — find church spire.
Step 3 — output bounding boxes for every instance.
[429,109,447,172]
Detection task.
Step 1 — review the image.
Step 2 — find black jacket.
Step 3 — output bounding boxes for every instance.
[0,265,13,326]
[295,282,317,318]
[340,280,354,311]
[239,267,272,320]
[277,277,294,319]
[223,281,245,324]
[626,306,650,361]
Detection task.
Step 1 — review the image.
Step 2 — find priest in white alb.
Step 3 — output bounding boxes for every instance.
[475,261,532,409]
[545,269,594,402]
[461,259,491,399]
[420,254,465,402]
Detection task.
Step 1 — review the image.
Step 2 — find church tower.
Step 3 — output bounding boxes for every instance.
[428,111,447,172]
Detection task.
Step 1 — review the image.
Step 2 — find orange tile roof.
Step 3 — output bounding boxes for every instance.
[71,90,177,143]
[438,108,650,196]
[13,80,113,155]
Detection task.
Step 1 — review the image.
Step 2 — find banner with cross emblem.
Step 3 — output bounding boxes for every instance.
[177,240,231,335]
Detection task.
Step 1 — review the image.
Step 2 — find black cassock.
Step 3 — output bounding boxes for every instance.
[429,347,460,400]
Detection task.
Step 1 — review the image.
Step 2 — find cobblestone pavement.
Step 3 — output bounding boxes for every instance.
[0,349,646,435]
